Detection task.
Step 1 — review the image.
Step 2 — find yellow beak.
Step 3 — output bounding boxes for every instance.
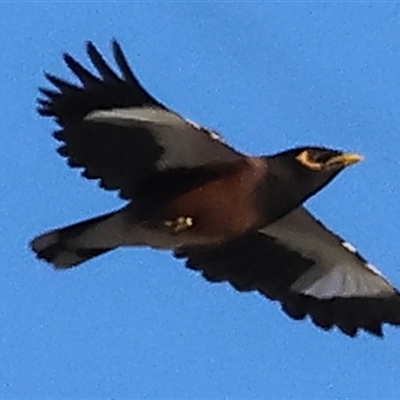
[326,153,364,167]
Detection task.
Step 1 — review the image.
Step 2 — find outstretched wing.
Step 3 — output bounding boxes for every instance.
[38,40,243,200]
[177,207,400,337]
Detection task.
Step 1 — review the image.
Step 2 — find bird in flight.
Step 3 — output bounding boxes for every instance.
[31,40,400,337]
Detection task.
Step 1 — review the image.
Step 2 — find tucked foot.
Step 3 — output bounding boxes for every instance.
[164,216,194,233]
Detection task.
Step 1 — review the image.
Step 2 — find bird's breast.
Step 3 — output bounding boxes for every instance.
[152,157,268,246]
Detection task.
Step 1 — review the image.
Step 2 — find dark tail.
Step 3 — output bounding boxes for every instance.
[30,211,122,269]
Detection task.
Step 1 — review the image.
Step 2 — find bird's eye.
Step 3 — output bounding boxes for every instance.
[296,150,364,170]
[295,150,327,170]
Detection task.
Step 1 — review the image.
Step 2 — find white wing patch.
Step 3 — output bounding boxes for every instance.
[365,263,385,277]
[185,118,225,142]
[261,208,396,300]
[291,263,393,299]
[342,241,357,253]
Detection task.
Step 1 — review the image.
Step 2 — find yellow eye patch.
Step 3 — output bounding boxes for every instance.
[296,150,364,170]
[296,150,325,170]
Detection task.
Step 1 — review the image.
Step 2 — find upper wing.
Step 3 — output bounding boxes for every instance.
[177,207,400,337]
[38,40,243,200]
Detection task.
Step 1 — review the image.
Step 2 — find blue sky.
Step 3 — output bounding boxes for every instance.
[2,2,400,398]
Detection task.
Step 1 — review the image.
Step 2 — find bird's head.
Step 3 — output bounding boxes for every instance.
[279,146,363,176]
[260,146,364,222]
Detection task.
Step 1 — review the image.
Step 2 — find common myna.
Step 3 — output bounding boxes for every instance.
[31,41,400,337]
